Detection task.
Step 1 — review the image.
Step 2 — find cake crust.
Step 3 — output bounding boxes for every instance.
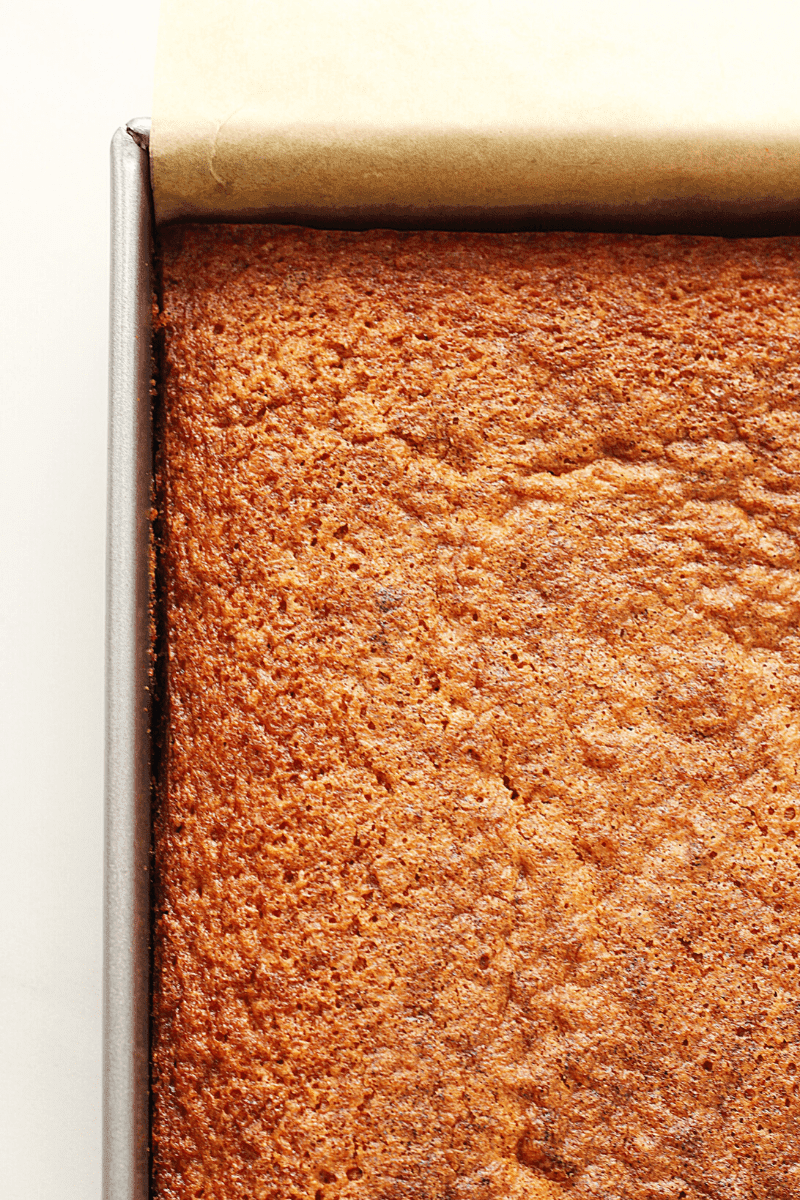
[154,227,800,1200]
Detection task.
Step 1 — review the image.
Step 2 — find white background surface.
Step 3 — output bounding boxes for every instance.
[1,4,160,1196]
[1,3,798,1198]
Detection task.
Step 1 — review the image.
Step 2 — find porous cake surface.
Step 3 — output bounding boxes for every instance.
[154,227,800,1200]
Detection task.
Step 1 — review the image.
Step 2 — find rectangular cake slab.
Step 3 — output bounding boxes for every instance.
[105,118,798,1199]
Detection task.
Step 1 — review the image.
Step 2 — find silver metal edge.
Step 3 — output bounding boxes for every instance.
[104,118,153,1200]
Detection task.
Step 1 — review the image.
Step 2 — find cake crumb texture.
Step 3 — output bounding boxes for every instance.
[154,226,800,1200]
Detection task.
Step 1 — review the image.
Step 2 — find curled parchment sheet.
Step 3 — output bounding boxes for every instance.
[152,0,800,228]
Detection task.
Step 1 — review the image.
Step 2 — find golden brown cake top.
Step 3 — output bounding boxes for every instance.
[154,226,800,1200]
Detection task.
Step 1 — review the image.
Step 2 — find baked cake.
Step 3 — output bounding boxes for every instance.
[153,227,800,1199]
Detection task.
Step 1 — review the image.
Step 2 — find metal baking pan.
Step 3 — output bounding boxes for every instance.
[104,117,799,1200]
[105,117,153,1200]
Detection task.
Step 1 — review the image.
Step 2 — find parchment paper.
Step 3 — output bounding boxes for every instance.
[151,0,800,228]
